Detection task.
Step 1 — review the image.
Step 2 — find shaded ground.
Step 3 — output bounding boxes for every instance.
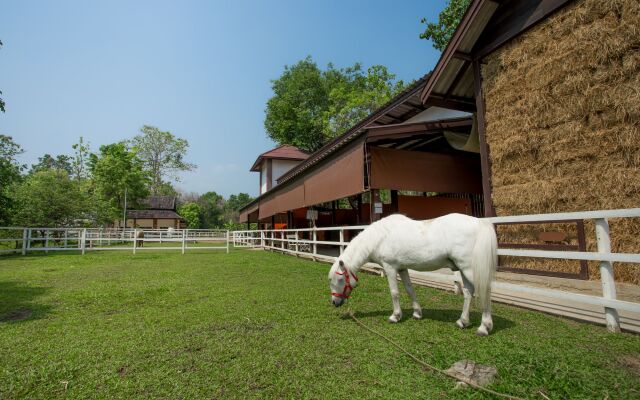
[0,249,638,399]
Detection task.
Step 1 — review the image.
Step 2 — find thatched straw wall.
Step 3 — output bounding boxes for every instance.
[482,0,640,283]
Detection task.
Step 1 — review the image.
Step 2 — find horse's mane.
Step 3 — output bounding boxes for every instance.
[342,214,408,271]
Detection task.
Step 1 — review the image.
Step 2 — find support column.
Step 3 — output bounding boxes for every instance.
[391,190,399,215]
[473,59,496,217]
[370,189,382,223]
[356,194,362,225]
[595,218,621,332]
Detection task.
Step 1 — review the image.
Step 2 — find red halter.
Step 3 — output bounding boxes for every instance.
[332,268,359,299]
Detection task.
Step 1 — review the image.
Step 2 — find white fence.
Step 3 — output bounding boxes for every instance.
[0,228,230,255]
[232,208,640,333]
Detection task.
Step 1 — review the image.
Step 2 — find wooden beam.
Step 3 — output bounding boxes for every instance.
[444,61,471,100]
[424,97,476,113]
[453,51,473,61]
[473,59,496,217]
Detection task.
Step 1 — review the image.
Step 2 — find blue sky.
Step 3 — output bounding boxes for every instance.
[0,0,446,197]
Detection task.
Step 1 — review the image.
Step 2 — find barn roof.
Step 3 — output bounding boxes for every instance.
[140,196,177,210]
[250,145,309,172]
[127,209,183,220]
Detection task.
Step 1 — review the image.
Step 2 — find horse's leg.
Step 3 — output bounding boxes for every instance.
[456,273,473,329]
[398,269,422,320]
[383,266,402,323]
[477,303,493,337]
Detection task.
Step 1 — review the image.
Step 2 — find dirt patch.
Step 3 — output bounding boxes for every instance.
[117,365,128,377]
[619,354,640,376]
[0,308,32,322]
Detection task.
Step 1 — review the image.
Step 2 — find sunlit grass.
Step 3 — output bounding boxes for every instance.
[0,249,638,399]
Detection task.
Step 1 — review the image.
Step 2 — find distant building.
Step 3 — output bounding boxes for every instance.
[250,145,309,195]
[114,196,185,229]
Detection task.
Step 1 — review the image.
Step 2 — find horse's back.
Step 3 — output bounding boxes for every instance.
[371,213,486,270]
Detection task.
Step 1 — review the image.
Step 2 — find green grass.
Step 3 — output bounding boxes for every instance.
[0,249,638,399]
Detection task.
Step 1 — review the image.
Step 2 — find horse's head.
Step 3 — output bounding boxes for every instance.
[328,259,359,307]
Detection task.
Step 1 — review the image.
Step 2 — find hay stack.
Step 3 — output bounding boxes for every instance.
[482,0,640,283]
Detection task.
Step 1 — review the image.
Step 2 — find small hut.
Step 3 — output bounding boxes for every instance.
[115,196,185,229]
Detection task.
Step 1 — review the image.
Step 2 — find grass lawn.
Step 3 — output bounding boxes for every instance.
[0,249,639,399]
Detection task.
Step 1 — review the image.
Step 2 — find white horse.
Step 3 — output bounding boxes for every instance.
[328,213,497,336]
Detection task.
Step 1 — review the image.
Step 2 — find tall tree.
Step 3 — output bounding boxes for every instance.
[89,142,149,224]
[71,136,91,183]
[223,193,254,224]
[0,40,5,113]
[11,169,86,227]
[29,154,73,175]
[420,0,471,51]
[0,135,24,224]
[198,191,224,228]
[265,57,405,152]
[130,125,196,195]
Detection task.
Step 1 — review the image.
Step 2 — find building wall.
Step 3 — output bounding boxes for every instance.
[272,159,301,188]
[260,161,268,194]
[481,0,639,282]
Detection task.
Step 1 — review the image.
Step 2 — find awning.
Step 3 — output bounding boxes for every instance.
[369,146,482,194]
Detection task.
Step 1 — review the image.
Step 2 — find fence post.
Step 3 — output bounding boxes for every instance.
[595,218,621,332]
[81,229,87,255]
[27,229,32,252]
[181,229,186,255]
[21,228,27,255]
[132,230,137,255]
[339,229,345,255]
[64,230,68,248]
[312,228,317,261]
[261,230,265,248]
[45,230,49,254]
[295,231,299,255]
[226,230,230,254]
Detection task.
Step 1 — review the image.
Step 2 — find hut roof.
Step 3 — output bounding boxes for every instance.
[250,145,309,172]
[140,196,177,210]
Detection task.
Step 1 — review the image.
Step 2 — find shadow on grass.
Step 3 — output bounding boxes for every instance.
[0,281,52,324]
[346,308,516,333]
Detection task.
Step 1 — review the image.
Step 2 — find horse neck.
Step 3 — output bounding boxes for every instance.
[342,224,381,273]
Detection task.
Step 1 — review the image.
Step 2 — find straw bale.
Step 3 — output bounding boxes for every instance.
[482,0,640,283]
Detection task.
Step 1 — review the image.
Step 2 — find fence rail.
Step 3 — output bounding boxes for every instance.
[0,228,230,255]
[231,208,640,333]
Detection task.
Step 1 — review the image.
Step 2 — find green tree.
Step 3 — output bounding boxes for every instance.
[0,135,24,225]
[71,136,91,183]
[198,191,224,228]
[89,142,149,224]
[178,202,201,229]
[223,193,254,224]
[130,125,196,195]
[29,154,73,175]
[11,169,86,227]
[420,0,471,51]
[265,57,405,152]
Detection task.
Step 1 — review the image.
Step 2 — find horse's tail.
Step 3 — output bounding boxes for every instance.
[472,219,497,311]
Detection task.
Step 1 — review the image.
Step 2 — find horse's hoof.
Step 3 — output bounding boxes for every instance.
[388,315,400,323]
[475,326,489,336]
[456,319,469,329]
[412,311,422,320]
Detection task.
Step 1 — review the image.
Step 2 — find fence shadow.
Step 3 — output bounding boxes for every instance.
[0,281,52,324]
[346,308,516,333]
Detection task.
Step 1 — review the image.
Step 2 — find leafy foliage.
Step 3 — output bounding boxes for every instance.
[265,57,405,152]
[420,0,471,51]
[178,202,201,229]
[29,154,73,175]
[0,135,24,225]
[89,143,149,224]
[10,169,87,227]
[130,126,196,195]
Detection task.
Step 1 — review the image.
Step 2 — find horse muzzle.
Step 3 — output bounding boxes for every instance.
[332,298,344,307]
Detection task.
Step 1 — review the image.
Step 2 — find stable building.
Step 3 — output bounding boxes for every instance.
[115,196,185,229]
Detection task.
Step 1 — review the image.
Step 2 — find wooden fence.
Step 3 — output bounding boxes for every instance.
[232,208,640,333]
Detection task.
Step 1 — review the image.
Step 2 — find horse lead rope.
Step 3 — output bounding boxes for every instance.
[347,311,526,400]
